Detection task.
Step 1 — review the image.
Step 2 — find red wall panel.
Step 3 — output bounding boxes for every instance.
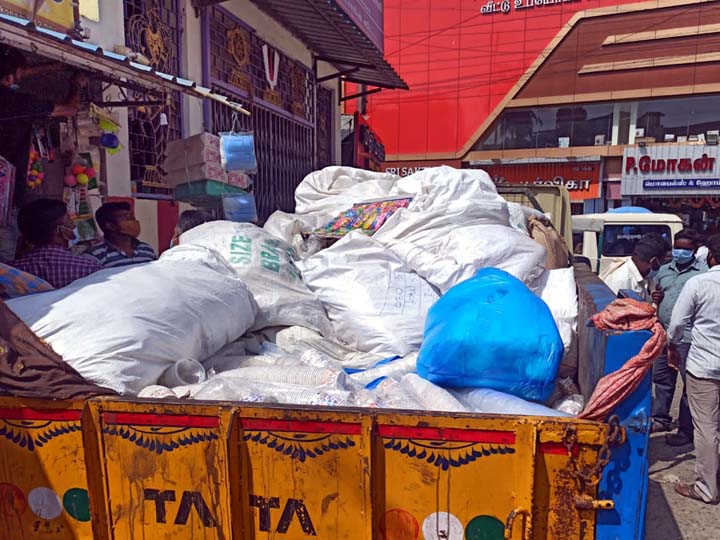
[368,0,642,158]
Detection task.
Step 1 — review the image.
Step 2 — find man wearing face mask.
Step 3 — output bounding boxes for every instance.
[88,202,157,268]
[650,229,707,443]
[668,234,720,504]
[11,199,101,288]
[601,235,669,300]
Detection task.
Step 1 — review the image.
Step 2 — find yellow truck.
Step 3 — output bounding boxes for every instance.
[0,187,652,540]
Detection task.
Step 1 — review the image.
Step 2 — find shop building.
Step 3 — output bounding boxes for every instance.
[366,0,720,221]
[0,0,404,256]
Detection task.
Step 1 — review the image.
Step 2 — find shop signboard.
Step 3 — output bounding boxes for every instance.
[335,0,384,53]
[622,145,720,196]
[0,0,77,31]
[381,160,462,177]
[473,160,602,201]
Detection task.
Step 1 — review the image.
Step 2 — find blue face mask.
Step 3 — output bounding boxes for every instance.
[672,248,694,264]
[8,83,19,91]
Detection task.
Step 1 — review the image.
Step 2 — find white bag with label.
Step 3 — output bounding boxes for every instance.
[301,232,439,356]
[180,221,334,336]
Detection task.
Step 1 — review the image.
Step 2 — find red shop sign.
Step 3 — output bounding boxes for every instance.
[480,161,601,201]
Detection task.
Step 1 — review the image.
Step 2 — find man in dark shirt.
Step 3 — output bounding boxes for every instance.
[12,199,101,288]
[88,202,157,268]
[0,45,82,205]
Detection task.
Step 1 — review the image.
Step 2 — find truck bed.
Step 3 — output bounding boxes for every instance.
[0,268,652,540]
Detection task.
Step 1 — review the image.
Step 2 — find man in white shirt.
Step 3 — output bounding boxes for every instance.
[667,234,720,504]
[601,236,669,300]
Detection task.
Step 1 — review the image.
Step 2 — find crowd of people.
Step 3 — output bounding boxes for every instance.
[601,229,720,505]
[0,199,212,297]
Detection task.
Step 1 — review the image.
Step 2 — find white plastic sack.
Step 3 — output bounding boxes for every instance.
[535,267,578,353]
[217,366,346,388]
[372,168,546,291]
[263,211,325,259]
[180,221,333,336]
[8,246,256,395]
[301,233,439,356]
[452,388,570,417]
[349,353,418,386]
[294,166,414,216]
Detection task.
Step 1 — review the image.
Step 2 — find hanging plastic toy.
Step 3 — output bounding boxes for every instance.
[26,148,44,190]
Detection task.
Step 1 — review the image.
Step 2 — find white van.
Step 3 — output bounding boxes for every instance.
[572,213,684,274]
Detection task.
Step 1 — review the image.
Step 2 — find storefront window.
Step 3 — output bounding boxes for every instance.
[601,225,671,257]
[636,95,720,143]
[476,103,612,150]
[476,95,720,151]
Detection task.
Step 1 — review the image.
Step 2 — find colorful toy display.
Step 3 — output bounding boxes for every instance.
[65,161,97,188]
[26,148,44,190]
[315,198,413,238]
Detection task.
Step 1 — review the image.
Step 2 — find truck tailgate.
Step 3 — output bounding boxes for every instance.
[0,397,612,540]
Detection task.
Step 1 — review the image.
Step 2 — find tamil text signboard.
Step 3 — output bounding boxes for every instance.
[476,160,602,201]
[622,145,720,196]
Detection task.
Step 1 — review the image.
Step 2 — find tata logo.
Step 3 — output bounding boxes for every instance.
[144,490,316,534]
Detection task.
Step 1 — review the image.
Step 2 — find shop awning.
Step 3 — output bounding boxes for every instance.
[248,0,408,91]
[0,13,250,115]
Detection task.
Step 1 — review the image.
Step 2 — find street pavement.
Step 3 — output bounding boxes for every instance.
[645,383,720,539]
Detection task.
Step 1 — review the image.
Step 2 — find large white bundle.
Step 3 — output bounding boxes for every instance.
[399,374,468,413]
[372,167,546,291]
[7,246,256,395]
[535,267,578,353]
[180,221,333,336]
[294,166,416,216]
[301,233,439,356]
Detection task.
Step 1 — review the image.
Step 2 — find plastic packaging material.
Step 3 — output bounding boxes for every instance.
[370,377,424,410]
[272,326,384,369]
[398,374,469,413]
[193,378,275,403]
[223,193,258,223]
[218,366,347,389]
[273,388,352,408]
[159,359,207,388]
[348,353,418,386]
[219,130,257,173]
[180,221,333,336]
[301,233,439,356]
[554,394,585,416]
[7,246,256,395]
[417,268,564,402]
[452,388,570,417]
[534,267,578,354]
[137,385,178,399]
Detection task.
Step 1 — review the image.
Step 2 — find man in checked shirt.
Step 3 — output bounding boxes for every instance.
[11,199,101,288]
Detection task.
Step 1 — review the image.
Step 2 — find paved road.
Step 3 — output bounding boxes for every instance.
[645,383,720,539]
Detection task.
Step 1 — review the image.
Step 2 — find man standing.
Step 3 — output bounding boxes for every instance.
[601,236,669,300]
[651,229,707,445]
[12,199,101,288]
[668,234,720,504]
[88,202,156,268]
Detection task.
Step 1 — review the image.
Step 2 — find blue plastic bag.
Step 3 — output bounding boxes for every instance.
[417,268,563,402]
[220,130,257,173]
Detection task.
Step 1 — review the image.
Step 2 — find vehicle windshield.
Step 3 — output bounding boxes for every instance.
[602,224,672,257]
